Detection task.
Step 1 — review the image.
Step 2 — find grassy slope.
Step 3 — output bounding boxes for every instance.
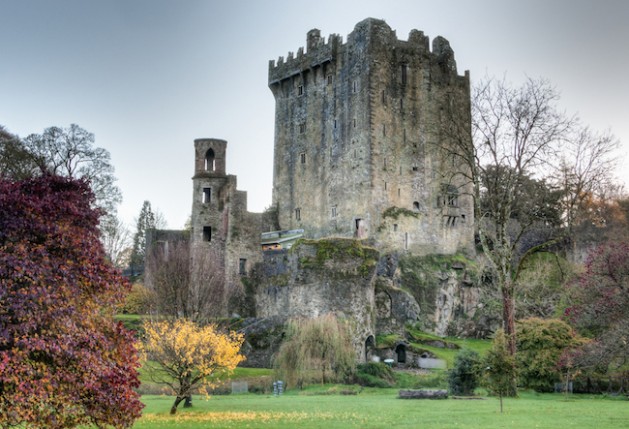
[135,390,628,429]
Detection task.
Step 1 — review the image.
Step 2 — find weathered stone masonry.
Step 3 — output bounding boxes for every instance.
[181,19,482,364]
[269,18,474,256]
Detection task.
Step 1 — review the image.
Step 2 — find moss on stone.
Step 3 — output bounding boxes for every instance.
[382,206,420,220]
[398,253,478,329]
[293,238,378,278]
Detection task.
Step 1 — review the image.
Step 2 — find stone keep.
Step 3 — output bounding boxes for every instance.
[269,18,474,255]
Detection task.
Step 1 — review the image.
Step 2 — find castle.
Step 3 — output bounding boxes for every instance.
[186,18,478,363]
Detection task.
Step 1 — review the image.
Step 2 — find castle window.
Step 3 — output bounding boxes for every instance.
[327,74,333,85]
[441,184,459,207]
[203,226,212,242]
[413,201,421,212]
[239,258,247,275]
[299,123,306,133]
[401,64,408,85]
[202,187,211,204]
[412,166,419,172]
[353,119,356,128]
[331,205,337,218]
[393,224,398,232]
[353,80,357,93]
[334,119,337,129]
[300,152,306,164]
[204,148,215,171]
[295,208,301,221]
[383,124,386,137]
[297,85,304,96]
[381,90,386,104]
[384,181,387,191]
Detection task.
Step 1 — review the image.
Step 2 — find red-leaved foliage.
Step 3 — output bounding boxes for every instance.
[0,175,143,428]
[564,241,629,373]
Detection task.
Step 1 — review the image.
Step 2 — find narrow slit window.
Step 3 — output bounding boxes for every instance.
[239,258,247,275]
[331,205,337,218]
[295,208,301,221]
[401,64,408,85]
[298,85,304,96]
[299,123,306,134]
[300,152,306,164]
[202,187,211,204]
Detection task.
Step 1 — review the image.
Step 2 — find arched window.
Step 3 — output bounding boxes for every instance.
[413,201,421,212]
[205,149,215,172]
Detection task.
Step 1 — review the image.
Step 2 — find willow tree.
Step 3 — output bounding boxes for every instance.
[273,314,355,389]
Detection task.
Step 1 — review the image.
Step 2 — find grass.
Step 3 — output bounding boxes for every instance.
[133,389,628,429]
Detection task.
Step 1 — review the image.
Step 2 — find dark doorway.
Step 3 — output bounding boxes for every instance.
[395,344,407,364]
[365,335,375,362]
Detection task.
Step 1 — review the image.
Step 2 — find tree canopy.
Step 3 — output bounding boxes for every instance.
[0,175,142,428]
[141,319,245,414]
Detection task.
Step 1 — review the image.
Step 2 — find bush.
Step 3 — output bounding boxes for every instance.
[516,318,584,392]
[355,362,395,387]
[448,349,481,395]
[121,282,154,314]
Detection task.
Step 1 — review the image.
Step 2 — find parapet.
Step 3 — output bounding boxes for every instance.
[268,18,460,86]
[268,31,342,85]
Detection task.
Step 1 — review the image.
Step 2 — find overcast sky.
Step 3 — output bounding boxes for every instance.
[2,0,628,229]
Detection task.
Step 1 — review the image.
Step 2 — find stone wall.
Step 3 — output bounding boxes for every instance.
[252,238,379,362]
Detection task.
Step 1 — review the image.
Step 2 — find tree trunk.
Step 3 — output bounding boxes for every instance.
[501,278,518,396]
[501,283,516,357]
[170,396,185,415]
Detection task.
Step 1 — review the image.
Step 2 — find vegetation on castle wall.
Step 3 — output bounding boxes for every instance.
[399,253,477,327]
[382,206,420,220]
[294,238,378,278]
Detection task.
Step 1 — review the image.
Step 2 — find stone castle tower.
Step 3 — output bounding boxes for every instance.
[187,19,476,321]
[269,18,474,255]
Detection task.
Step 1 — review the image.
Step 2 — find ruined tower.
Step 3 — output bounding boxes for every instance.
[190,138,265,315]
[268,18,474,255]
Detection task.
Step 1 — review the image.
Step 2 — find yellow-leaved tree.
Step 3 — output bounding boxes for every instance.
[141,319,245,414]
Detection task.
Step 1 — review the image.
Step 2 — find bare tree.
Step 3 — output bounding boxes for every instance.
[22,124,122,215]
[100,214,132,269]
[440,76,575,368]
[554,126,619,241]
[145,240,226,322]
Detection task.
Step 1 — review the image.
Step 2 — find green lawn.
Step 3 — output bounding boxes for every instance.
[133,389,628,429]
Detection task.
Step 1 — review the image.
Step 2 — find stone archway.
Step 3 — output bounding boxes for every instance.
[395,343,407,364]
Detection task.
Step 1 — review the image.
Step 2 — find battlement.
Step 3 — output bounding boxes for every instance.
[268,31,342,85]
[268,17,461,85]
